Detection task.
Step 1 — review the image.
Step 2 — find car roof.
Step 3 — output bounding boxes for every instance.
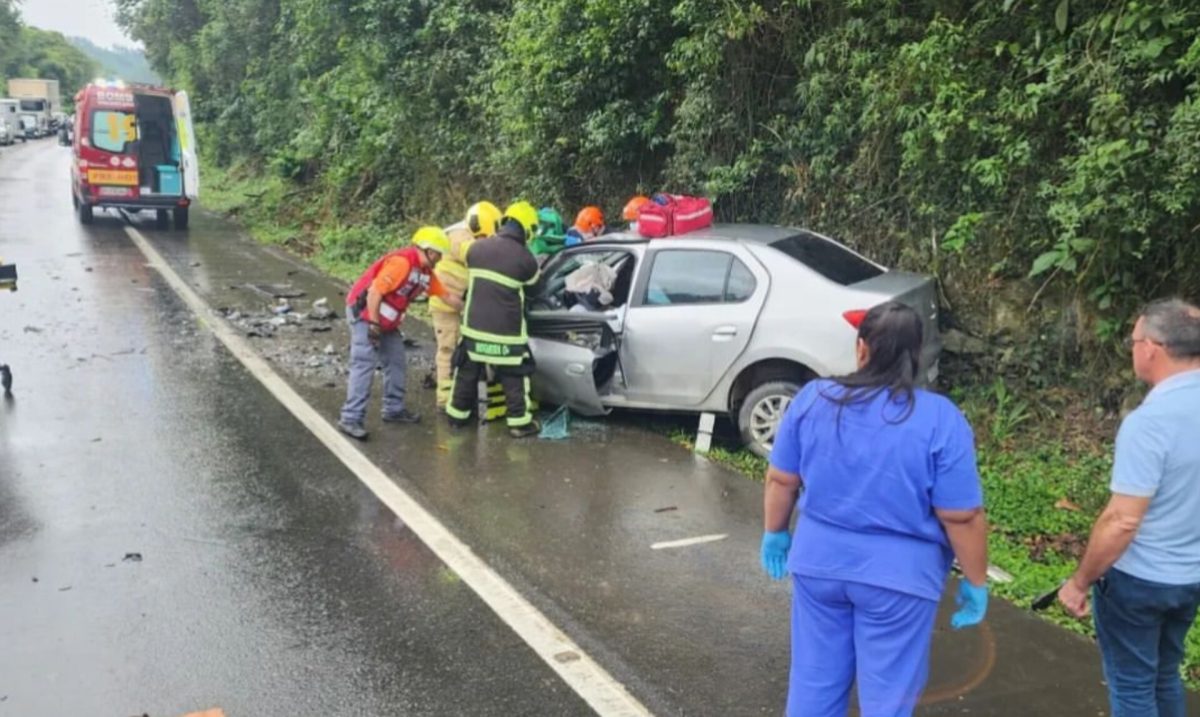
[594,223,813,245]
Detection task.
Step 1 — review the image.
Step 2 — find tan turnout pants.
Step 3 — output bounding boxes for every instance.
[431,309,460,407]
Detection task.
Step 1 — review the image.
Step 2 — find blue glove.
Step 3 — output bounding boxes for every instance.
[951,579,988,629]
[760,531,791,581]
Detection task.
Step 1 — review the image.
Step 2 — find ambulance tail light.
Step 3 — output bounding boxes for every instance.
[842,309,868,329]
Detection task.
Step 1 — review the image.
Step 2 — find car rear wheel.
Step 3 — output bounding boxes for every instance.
[174,207,189,230]
[738,380,802,459]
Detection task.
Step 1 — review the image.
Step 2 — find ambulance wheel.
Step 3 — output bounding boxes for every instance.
[174,207,189,230]
[156,209,170,229]
[77,200,93,225]
[738,380,801,459]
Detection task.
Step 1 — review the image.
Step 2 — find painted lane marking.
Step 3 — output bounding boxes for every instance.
[650,534,728,550]
[123,224,652,717]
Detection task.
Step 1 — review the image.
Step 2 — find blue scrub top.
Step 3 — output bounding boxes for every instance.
[770,380,982,601]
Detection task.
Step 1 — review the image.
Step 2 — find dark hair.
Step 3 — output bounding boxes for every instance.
[1140,297,1200,359]
[822,301,924,424]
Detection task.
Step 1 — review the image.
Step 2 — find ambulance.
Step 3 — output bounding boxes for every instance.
[70,81,199,229]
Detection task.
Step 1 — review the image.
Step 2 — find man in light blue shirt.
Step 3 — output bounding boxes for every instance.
[1059,297,1200,717]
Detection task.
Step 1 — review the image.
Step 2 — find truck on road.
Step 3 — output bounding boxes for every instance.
[0,98,23,144]
[7,78,62,136]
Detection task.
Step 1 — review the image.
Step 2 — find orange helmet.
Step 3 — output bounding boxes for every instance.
[574,205,605,234]
[622,195,650,221]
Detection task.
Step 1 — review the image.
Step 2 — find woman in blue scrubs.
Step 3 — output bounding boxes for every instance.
[761,301,989,717]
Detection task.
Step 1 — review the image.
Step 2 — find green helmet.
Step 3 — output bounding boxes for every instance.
[536,207,565,239]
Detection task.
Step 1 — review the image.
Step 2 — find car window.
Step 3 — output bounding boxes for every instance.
[644,250,732,306]
[91,110,138,153]
[726,258,756,302]
[530,249,632,310]
[770,232,883,285]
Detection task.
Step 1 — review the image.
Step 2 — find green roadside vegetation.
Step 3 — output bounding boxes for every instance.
[120,0,1200,690]
[1,1,97,106]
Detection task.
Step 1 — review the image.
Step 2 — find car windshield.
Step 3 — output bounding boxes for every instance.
[770,232,883,285]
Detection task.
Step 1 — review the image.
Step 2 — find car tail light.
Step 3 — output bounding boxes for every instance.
[842,309,868,329]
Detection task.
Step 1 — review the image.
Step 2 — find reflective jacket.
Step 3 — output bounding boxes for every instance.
[461,222,539,366]
[345,246,429,332]
[430,224,475,314]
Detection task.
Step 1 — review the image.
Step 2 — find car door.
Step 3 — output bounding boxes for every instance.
[526,245,643,415]
[619,245,767,407]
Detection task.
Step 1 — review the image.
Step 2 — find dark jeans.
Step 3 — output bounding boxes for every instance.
[1092,568,1200,717]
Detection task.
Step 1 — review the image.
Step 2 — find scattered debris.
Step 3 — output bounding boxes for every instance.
[308,297,336,321]
[272,299,292,315]
[91,437,102,443]
[553,650,581,664]
[654,506,678,513]
[402,335,418,348]
[58,586,71,592]
[245,283,305,299]
[31,577,37,583]
[191,261,201,267]
[322,344,335,355]
[421,372,437,389]
[22,325,41,333]
[123,552,143,563]
[309,325,332,333]
[85,267,94,273]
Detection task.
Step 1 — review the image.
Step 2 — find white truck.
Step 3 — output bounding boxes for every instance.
[0,98,22,144]
[7,78,62,136]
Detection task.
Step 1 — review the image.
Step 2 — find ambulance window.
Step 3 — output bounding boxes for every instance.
[91,110,138,153]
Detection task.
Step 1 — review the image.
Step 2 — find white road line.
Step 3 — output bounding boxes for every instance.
[650,534,728,550]
[124,224,652,717]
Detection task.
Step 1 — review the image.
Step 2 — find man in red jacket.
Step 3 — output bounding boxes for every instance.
[337,226,460,440]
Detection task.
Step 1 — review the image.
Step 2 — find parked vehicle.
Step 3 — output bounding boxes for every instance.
[20,115,39,139]
[526,224,942,457]
[0,123,10,146]
[7,78,61,136]
[70,82,199,229]
[0,99,23,142]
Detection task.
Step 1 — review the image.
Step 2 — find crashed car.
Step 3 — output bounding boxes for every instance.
[526,224,941,457]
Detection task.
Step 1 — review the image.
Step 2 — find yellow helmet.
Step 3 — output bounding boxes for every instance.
[502,201,539,240]
[412,225,450,255]
[465,201,503,238]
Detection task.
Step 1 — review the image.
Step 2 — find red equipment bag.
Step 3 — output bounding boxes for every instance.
[637,194,713,238]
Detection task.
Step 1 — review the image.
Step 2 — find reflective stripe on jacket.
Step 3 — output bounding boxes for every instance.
[345,246,429,332]
[461,224,539,365]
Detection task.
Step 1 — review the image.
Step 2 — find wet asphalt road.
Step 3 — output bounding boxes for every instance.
[0,140,590,715]
[3,138,1197,716]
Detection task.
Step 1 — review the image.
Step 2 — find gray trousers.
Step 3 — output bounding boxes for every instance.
[339,307,407,425]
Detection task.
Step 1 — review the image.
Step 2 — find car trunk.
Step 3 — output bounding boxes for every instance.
[851,271,942,382]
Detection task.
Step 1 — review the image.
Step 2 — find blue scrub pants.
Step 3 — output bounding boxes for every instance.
[788,575,939,717]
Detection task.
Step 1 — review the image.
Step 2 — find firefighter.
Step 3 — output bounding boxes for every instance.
[430,201,501,408]
[337,226,459,441]
[446,201,542,437]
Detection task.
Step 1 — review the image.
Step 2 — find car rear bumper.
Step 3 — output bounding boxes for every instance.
[87,196,189,210]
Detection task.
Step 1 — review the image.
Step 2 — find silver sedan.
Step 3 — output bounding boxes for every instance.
[526,224,941,457]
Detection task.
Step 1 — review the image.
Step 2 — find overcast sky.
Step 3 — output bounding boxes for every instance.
[22,0,133,49]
